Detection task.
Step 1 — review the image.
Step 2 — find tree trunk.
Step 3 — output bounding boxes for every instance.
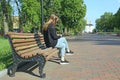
[3,15,9,34]
[1,0,9,35]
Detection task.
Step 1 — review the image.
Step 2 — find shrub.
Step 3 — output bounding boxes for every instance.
[0,37,12,71]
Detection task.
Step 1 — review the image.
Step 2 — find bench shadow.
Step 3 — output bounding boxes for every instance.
[48,56,60,64]
[16,62,40,78]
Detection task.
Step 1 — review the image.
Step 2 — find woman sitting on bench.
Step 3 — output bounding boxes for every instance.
[42,14,74,65]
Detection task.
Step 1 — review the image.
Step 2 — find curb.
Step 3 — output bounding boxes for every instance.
[0,69,7,78]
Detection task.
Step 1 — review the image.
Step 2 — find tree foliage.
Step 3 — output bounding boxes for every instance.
[61,0,86,29]
[0,0,87,35]
[96,8,120,32]
[96,12,114,32]
[114,8,120,29]
[20,0,41,32]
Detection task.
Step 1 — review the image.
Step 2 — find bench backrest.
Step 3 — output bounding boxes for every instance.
[6,32,45,58]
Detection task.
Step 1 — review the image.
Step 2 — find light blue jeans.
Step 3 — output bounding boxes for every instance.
[55,37,69,57]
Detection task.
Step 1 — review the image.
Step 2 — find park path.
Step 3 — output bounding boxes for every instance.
[0,34,120,80]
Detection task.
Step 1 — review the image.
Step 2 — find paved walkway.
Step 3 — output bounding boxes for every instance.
[1,34,120,80]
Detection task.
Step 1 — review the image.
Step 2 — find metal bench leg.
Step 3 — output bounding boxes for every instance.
[37,56,46,78]
[8,62,19,77]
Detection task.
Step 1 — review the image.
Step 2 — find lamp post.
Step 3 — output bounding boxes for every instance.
[40,0,44,32]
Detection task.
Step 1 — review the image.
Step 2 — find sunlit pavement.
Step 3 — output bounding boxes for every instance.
[1,34,120,80]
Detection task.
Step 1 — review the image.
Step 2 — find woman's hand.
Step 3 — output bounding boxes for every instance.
[57,34,62,37]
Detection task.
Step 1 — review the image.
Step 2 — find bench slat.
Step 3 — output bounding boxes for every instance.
[12,39,36,43]
[41,48,58,55]
[7,32,34,36]
[37,47,53,56]
[21,49,43,58]
[15,44,38,51]
[17,47,39,55]
[46,50,59,60]
[40,39,45,44]
[13,42,37,47]
[10,35,35,39]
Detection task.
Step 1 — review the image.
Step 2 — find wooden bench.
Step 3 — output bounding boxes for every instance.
[6,32,59,78]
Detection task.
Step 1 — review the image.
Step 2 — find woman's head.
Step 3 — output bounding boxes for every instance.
[49,14,58,25]
[43,14,58,31]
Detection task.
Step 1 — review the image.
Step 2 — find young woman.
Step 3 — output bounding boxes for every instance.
[42,14,73,64]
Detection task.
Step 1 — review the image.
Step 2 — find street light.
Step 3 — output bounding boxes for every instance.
[40,0,44,32]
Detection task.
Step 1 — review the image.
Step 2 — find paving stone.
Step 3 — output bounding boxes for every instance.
[0,34,120,80]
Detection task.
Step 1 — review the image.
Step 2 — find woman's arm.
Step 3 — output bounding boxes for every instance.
[49,27,61,40]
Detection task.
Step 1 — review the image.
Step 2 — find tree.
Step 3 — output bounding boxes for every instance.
[96,12,113,32]
[0,3,4,35]
[20,0,41,32]
[0,0,12,35]
[60,0,86,34]
[43,0,63,34]
[43,0,86,35]
[43,0,62,19]
[114,8,120,30]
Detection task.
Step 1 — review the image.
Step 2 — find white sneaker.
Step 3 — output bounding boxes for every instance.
[60,60,69,65]
[66,50,74,55]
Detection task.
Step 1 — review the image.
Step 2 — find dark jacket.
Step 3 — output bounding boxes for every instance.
[43,23,60,48]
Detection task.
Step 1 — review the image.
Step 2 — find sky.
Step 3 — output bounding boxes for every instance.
[84,0,120,26]
[10,0,20,16]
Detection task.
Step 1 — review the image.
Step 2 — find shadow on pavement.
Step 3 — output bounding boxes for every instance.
[95,40,120,46]
[68,38,120,46]
[17,62,40,78]
[9,57,60,78]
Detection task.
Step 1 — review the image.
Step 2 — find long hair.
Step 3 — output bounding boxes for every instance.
[42,14,58,31]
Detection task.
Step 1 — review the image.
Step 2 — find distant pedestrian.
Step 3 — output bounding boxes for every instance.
[19,28,23,33]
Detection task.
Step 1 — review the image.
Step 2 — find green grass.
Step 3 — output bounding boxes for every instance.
[0,36,13,71]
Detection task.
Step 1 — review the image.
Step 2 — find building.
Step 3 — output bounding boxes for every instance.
[84,19,95,33]
[11,16,19,32]
[84,23,94,33]
[12,16,19,29]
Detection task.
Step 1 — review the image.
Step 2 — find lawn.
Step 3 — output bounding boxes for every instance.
[0,36,13,71]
